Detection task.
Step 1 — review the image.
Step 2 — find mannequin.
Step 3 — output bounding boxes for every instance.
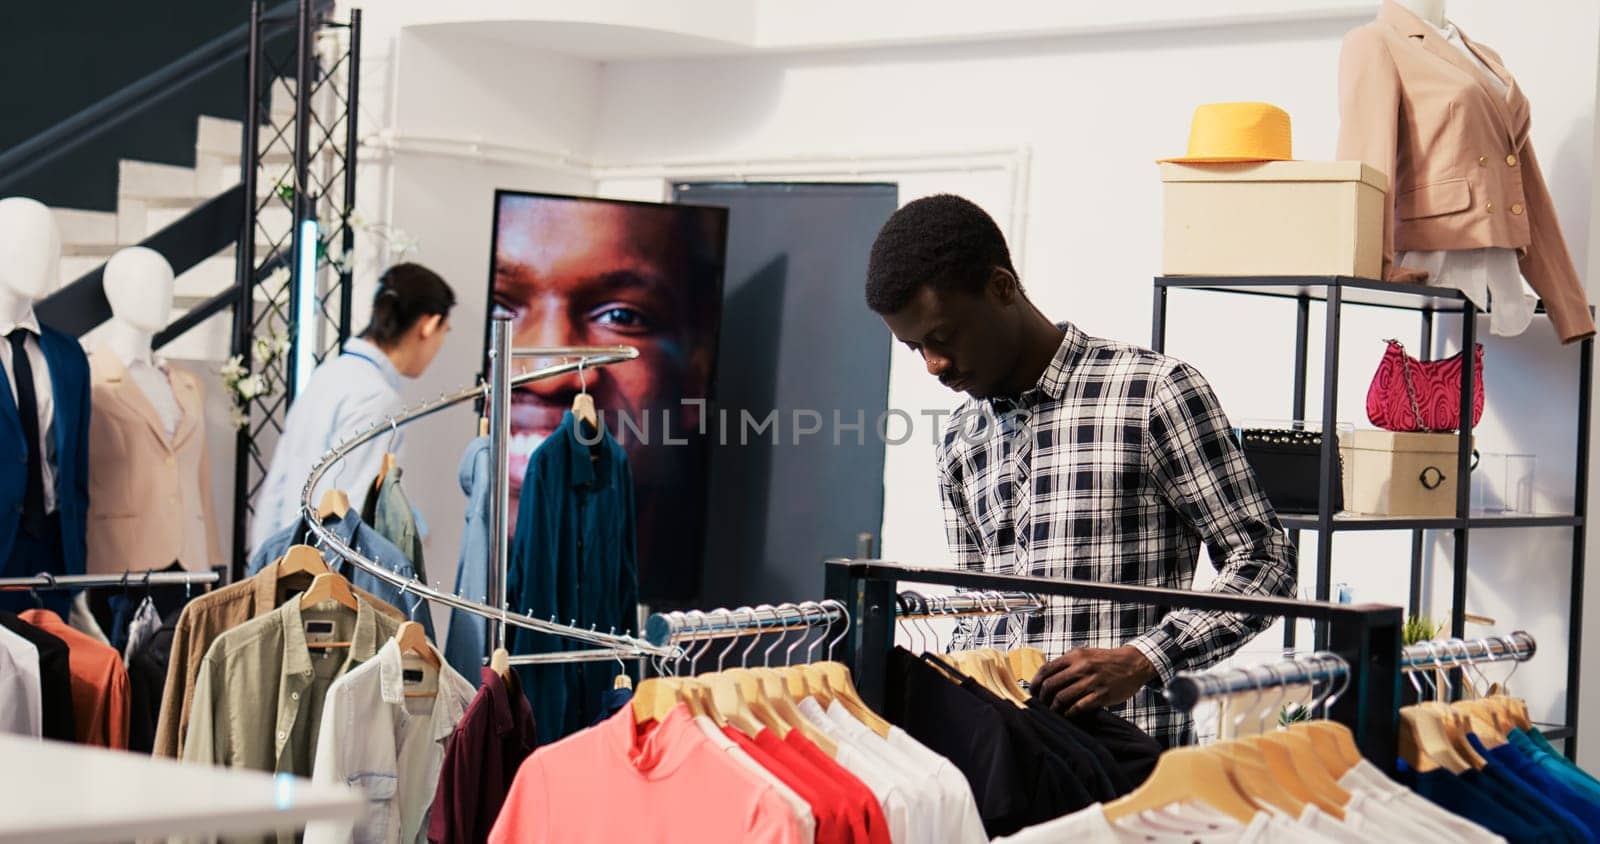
[1336,2,1595,343]
[101,247,180,437]
[86,247,220,573]
[1392,0,1445,28]
[0,197,90,613]
[0,198,60,325]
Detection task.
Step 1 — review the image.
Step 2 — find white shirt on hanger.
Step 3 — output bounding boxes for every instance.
[305,638,476,844]
[794,697,915,844]
[694,716,815,844]
[814,700,942,844]
[1338,758,1505,843]
[0,622,41,737]
[0,312,56,514]
[885,723,989,844]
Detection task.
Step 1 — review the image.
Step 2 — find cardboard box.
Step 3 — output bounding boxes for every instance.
[1160,161,1387,278]
[1343,430,1469,518]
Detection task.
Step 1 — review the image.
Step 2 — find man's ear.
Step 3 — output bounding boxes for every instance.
[987,267,1020,305]
[418,313,444,338]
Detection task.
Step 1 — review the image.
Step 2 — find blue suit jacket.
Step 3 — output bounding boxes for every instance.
[0,324,90,575]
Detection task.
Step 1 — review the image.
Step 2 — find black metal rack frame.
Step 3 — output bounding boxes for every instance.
[1152,275,1591,756]
[823,559,1405,769]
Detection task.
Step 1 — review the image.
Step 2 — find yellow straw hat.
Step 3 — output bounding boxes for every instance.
[1159,102,1293,163]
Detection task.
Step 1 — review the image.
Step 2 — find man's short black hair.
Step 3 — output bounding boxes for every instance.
[865,193,1017,314]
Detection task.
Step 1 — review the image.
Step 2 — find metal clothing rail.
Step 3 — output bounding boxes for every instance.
[826,558,1405,769]
[0,570,222,591]
[1166,631,1538,715]
[645,601,850,648]
[1166,651,1349,714]
[297,315,672,659]
[1401,631,1535,670]
[893,590,1042,620]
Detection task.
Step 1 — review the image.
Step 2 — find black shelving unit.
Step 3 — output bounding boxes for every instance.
[1152,275,1592,758]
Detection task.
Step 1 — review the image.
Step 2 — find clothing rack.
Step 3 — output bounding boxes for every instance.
[297,312,674,660]
[1164,631,1538,716]
[642,591,1045,651]
[0,570,222,591]
[824,558,1405,769]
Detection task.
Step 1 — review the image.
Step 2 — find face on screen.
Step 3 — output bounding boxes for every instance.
[490,194,723,516]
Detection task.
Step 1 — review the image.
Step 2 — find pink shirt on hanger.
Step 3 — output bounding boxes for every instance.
[489,703,805,843]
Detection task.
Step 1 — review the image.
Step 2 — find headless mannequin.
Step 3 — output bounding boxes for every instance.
[1392,0,1446,28]
[101,247,180,437]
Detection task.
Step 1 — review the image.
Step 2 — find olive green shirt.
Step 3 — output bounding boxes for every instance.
[181,594,402,778]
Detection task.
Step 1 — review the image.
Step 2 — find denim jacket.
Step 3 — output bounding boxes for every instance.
[443,436,490,685]
[248,508,434,639]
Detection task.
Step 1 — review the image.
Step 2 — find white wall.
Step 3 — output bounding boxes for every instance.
[360,0,1600,748]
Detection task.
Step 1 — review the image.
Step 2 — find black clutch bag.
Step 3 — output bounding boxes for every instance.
[1236,427,1344,515]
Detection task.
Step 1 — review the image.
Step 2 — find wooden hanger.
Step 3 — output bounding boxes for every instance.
[631,676,685,726]
[1104,747,1260,824]
[315,488,351,521]
[277,544,330,578]
[299,571,358,612]
[375,452,398,489]
[1400,705,1474,773]
[298,572,357,650]
[394,621,440,699]
[1007,646,1046,687]
[1214,742,1307,816]
[573,359,597,429]
[479,416,490,437]
[394,621,439,666]
[490,647,510,679]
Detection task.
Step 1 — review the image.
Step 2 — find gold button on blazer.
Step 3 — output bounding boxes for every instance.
[1337,1,1595,343]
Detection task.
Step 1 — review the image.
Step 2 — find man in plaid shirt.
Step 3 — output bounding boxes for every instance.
[867,195,1296,747]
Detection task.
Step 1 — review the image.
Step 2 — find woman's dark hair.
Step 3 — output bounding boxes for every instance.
[361,263,456,346]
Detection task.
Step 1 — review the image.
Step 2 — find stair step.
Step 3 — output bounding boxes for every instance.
[118,160,200,202]
[51,208,119,248]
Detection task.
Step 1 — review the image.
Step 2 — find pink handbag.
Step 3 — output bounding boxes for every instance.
[1365,339,1484,432]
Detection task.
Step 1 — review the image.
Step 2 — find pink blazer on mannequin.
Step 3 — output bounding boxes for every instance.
[1336,0,1595,343]
[85,348,220,573]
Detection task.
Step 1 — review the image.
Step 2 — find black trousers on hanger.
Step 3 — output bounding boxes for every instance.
[0,513,68,615]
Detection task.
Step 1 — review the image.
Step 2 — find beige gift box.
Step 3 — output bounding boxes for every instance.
[1160,161,1388,279]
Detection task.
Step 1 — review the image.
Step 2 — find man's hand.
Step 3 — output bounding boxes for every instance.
[1031,646,1158,716]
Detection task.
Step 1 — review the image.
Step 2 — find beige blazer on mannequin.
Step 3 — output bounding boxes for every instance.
[1337,0,1595,343]
[86,348,220,573]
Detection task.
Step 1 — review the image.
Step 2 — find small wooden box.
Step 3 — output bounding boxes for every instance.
[1160,161,1387,278]
[1343,430,1469,518]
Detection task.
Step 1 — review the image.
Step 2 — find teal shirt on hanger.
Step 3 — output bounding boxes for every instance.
[506,411,639,746]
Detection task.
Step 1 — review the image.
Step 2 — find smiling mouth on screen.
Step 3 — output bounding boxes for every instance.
[508,391,566,489]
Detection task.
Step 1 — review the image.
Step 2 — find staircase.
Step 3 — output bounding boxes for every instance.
[60,80,301,363]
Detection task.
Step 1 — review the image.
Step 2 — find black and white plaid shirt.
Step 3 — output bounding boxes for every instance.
[939,322,1296,747]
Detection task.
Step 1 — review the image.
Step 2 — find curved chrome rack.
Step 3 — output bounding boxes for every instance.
[296,327,672,658]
